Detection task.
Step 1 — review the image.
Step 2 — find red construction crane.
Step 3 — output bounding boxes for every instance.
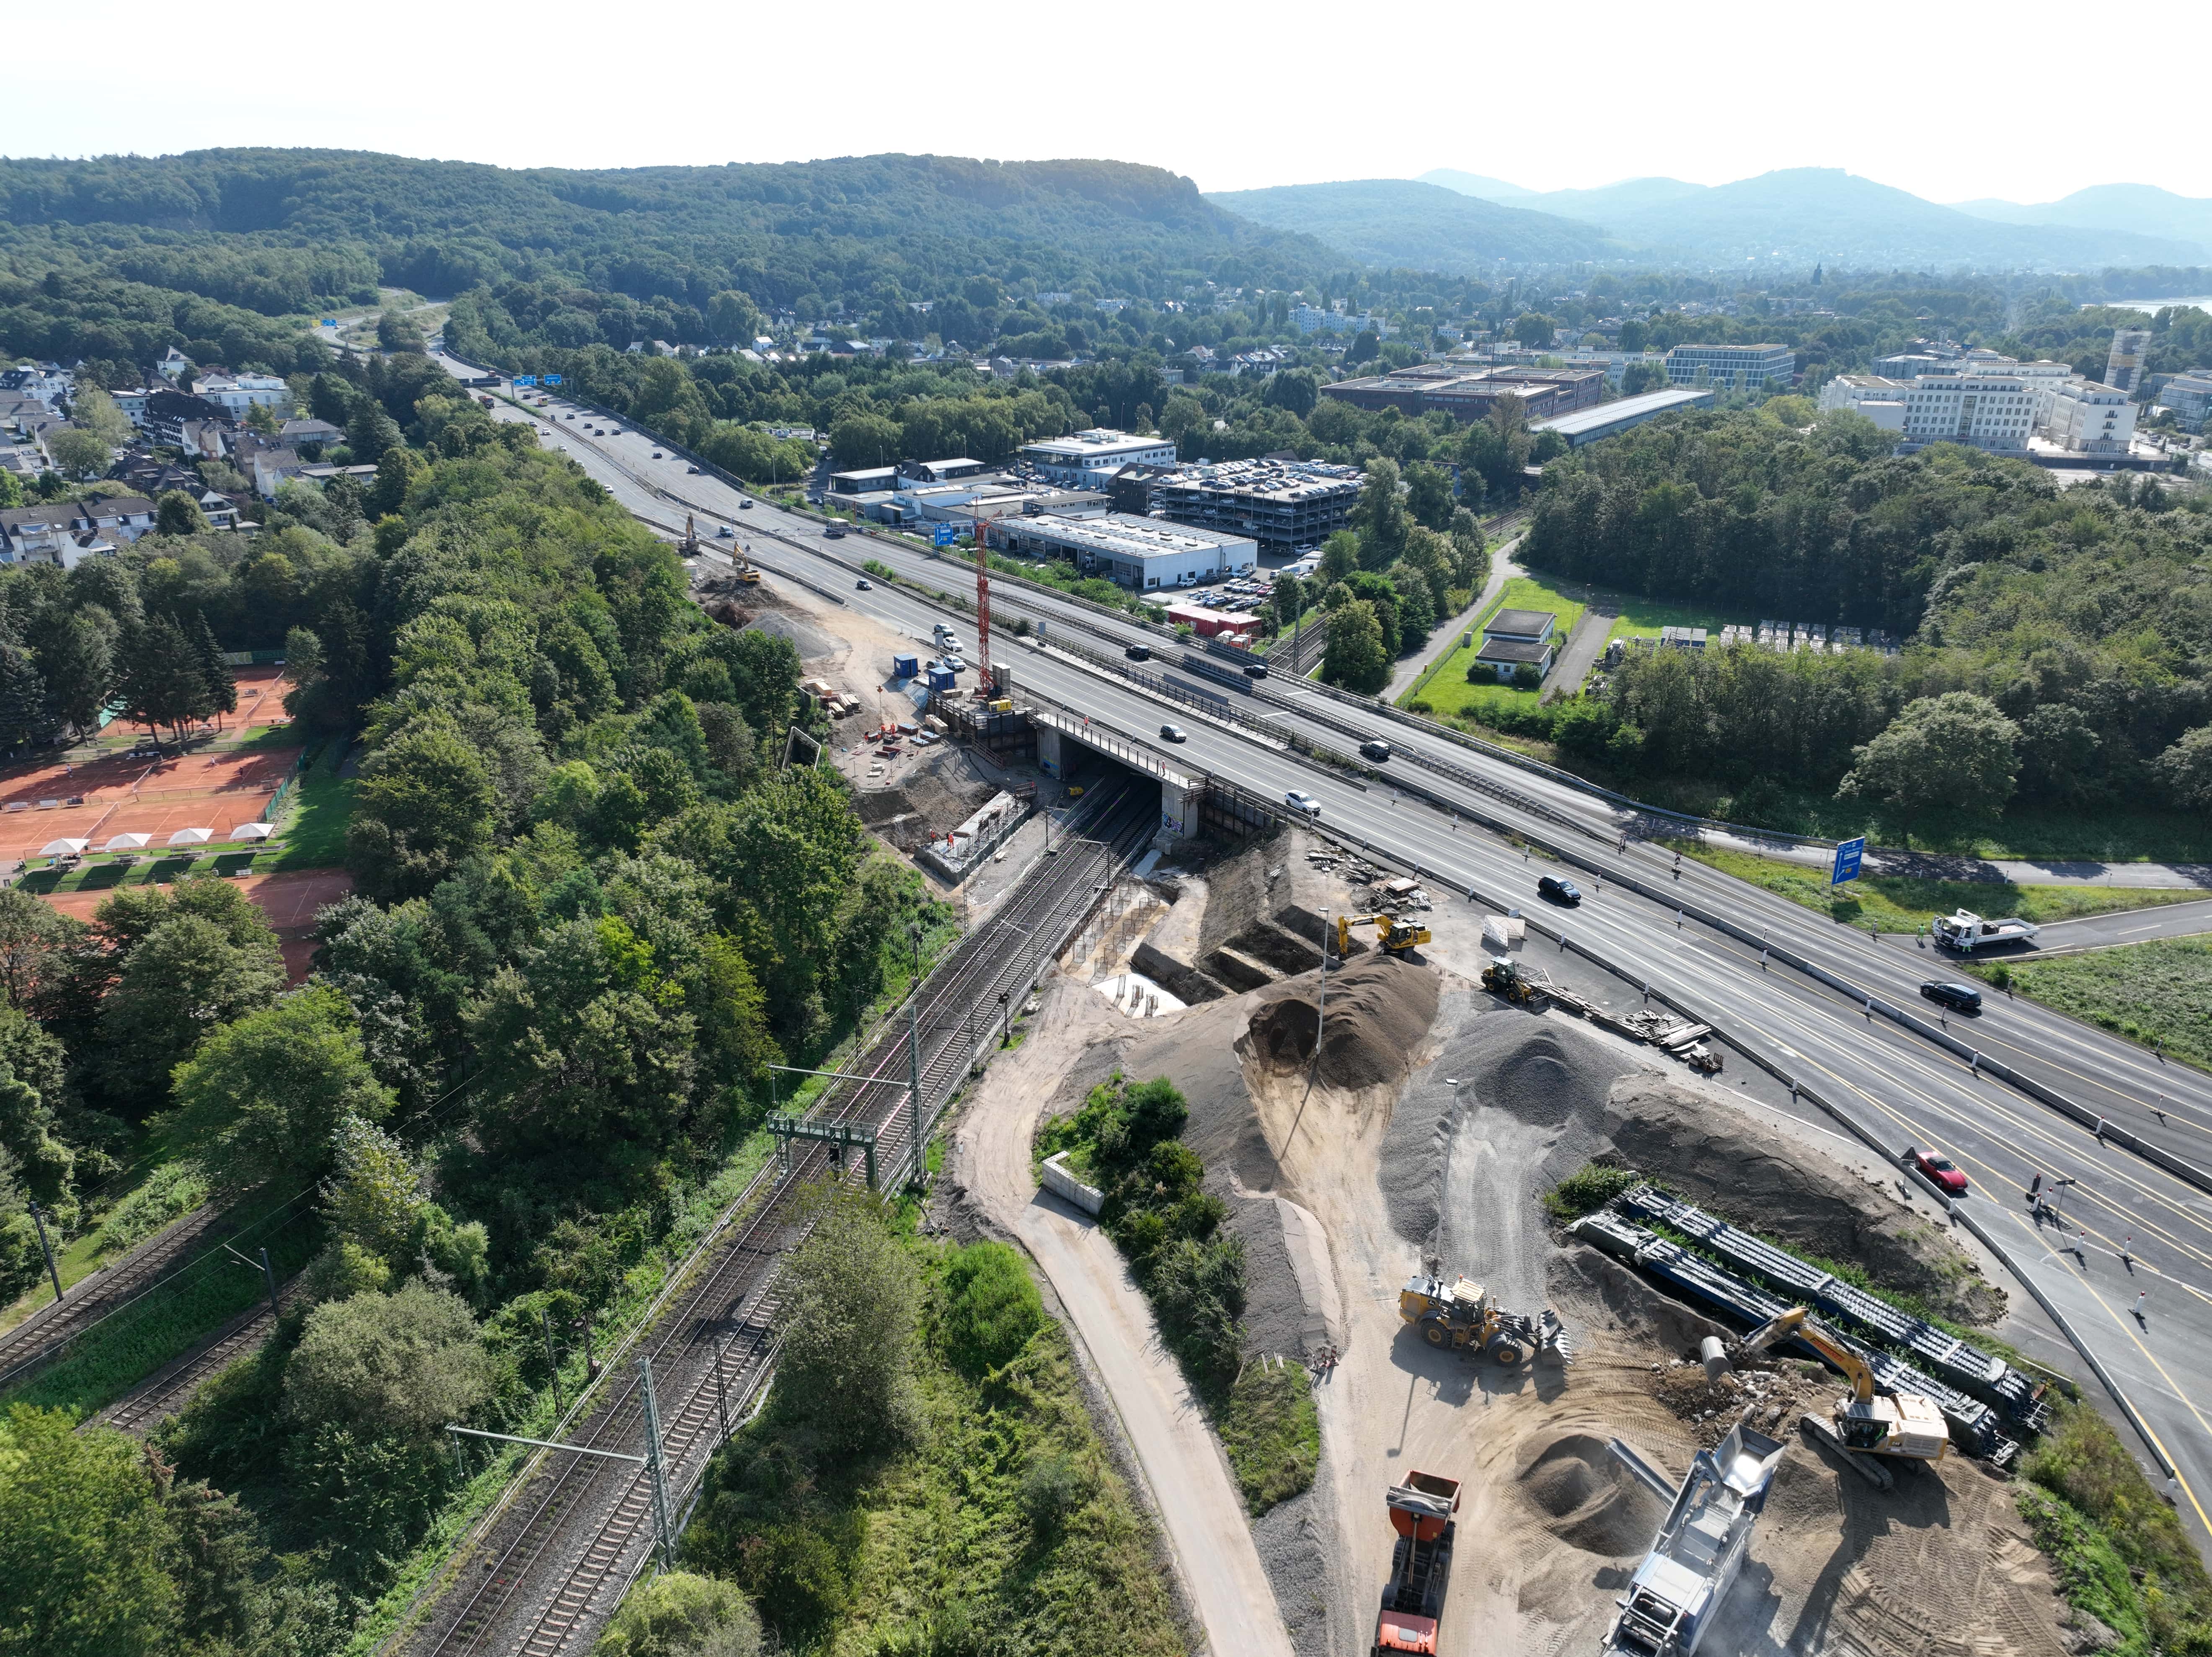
[973,521,992,697]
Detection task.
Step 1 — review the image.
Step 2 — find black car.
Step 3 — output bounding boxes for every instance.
[1159,723,1187,743]
[1920,980,1983,1013]
[1537,875,1582,906]
[1359,739,1392,762]
[1243,661,1269,678]
[1125,643,1152,661]
[856,578,872,590]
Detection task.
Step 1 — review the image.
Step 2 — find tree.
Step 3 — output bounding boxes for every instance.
[1622,360,1667,395]
[193,614,237,723]
[0,1407,181,1657]
[827,410,902,470]
[1403,462,1454,532]
[1838,693,2019,825]
[2156,726,2212,813]
[168,987,393,1189]
[1617,318,1649,353]
[1512,311,1558,348]
[1350,456,1407,568]
[113,615,212,743]
[1320,599,1389,694]
[155,490,210,536]
[772,1185,921,1453]
[347,723,499,900]
[707,290,765,345]
[346,400,403,465]
[596,1571,763,1657]
[376,309,427,354]
[73,387,134,448]
[284,1280,491,1443]
[0,888,79,1010]
[99,913,285,1112]
[1346,328,1380,365]
[47,428,113,481]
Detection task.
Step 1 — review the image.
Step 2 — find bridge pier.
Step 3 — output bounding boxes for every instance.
[1036,724,1064,778]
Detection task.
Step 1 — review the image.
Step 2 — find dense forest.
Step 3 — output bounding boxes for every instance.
[0,415,970,1653]
[1517,410,2212,826]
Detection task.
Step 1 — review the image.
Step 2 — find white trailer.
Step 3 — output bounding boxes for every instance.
[1930,909,2039,952]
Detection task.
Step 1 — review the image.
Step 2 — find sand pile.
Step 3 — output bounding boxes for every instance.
[1245,955,1439,1090]
[1519,1431,1669,1556]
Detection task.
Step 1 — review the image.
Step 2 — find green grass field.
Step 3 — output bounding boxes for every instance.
[1990,939,2212,1070]
[268,772,355,869]
[1403,574,1588,718]
[1671,841,2205,932]
[1602,590,1761,643]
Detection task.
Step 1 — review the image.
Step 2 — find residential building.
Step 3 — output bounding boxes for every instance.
[2041,379,2138,455]
[1816,374,1911,431]
[1473,607,1558,681]
[281,417,345,448]
[899,457,989,484]
[249,447,307,498]
[0,495,152,566]
[1664,343,1796,390]
[1897,373,2039,452]
[982,511,1256,591]
[68,496,158,543]
[157,347,191,380]
[1532,386,1719,447]
[193,373,291,418]
[2156,369,2212,434]
[1293,305,1389,336]
[1146,457,1365,554]
[0,363,73,409]
[2105,329,2151,395]
[1016,429,1179,488]
[143,389,230,449]
[109,388,152,426]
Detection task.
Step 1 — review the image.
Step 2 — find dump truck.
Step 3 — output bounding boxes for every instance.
[1738,1307,1949,1487]
[1398,1272,1569,1366]
[1339,912,1432,959]
[1603,1425,1787,1656]
[1372,1471,1459,1656]
[1930,909,2038,952]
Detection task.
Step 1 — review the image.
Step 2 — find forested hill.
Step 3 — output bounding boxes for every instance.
[0,148,1337,320]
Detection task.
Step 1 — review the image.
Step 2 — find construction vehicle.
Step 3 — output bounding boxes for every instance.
[1339,913,1432,959]
[1738,1306,1949,1486]
[676,513,701,556]
[1479,958,1722,1072]
[733,539,761,584]
[1603,1425,1786,1656]
[1930,909,2038,952]
[1397,1272,1569,1366]
[1372,1471,1459,1656]
[1481,955,1546,1004]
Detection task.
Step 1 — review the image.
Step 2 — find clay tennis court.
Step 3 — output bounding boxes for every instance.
[0,666,297,810]
[37,868,354,984]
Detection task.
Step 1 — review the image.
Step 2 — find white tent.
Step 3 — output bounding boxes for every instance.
[166,827,214,847]
[40,838,88,857]
[100,832,152,852]
[227,822,276,841]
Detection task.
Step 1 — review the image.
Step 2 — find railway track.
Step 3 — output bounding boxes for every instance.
[398,784,1156,1657]
[96,1275,301,1435]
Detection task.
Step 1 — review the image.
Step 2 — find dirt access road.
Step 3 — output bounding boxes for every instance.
[952,984,1297,1657]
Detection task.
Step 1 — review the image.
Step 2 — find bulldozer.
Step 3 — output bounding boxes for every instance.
[1738,1306,1949,1486]
[1339,913,1432,959]
[1398,1272,1570,1366]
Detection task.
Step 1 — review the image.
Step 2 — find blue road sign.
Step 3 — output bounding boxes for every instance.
[544,374,563,386]
[933,523,959,547]
[514,374,538,387]
[322,318,338,327]
[1831,836,1866,885]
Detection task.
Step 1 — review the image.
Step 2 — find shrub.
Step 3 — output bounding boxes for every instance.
[1018,1451,1089,1537]
[1544,1161,1638,1221]
[595,1571,762,1657]
[940,1242,1044,1376]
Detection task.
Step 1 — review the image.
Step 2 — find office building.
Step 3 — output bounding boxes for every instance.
[983,511,1256,591]
[1532,386,1718,447]
[1664,344,1796,390]
[2105,329,2151,394]
[1147,458,1365,554]
[1816,374,1911,431]
[2157,369,2212,434]
[1017,429,1179,487]
[2041,380,2138,455]
[1898,374,2039,453]
[1320,365,1602,424]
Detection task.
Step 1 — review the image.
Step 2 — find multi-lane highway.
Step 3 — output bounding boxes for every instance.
[447,359,2212,1556]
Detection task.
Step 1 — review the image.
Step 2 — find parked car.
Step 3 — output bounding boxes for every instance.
[1284,790,1321,818]
[1920,980,1983,1013]
[1160,723,1187,743]
[1537,875,1581,906]
[1359,739,1392,762]
[1906,1146,1970,1195]
[1125,642,1152,660]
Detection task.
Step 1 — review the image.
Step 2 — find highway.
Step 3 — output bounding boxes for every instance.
[446,360,2212,1559]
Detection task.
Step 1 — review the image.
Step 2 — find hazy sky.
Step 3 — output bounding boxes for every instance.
[13,0,2210,206]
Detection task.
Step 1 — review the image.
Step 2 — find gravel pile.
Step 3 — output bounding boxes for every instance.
[1246,955,1439,1090]
[743,607,840,661]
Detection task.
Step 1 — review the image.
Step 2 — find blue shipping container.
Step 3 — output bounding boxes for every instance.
[893,654,920,679]
[926,668,957,691]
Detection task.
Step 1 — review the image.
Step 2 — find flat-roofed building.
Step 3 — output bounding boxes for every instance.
[1147,457,1365,553]
[2157,369,2212,433]
[1017,429,1178,487]
[1473,607,1559,681]
[1898,373,2038,453]
[2042,379,2138,455]
[1319,365,1603,426]
[1532,387,1718,447]
[1665,343,1796,390]
[829,466,899,495]
[983,511,1256,590]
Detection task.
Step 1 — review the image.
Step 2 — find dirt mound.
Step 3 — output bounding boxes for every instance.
[1244,955,1439,1090]
[1602,1075,2005,1324]
[1519,1432,1664,1556]
[744,607,840,661]
[1549,1242,1729,1358]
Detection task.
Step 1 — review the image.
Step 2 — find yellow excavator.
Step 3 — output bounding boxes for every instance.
[1739,1306,1949,1484]
[1339,913,1432,959]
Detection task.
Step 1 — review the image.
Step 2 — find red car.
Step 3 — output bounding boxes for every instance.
[1906,1147,1969,1196]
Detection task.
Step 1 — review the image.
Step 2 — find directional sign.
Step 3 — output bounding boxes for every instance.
[321,318,338,327]
[933,523,959,547]
[544,374,563,386]
[514,375,538,387]
[1831,836,1866,886]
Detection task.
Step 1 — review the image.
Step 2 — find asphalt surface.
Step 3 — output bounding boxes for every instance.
[452,362,2212,1561]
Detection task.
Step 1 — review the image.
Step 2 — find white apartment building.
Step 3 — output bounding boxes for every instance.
[195,373,292,417]
[1817,374,1909,431]
[1017,428,1178,487]
[2157,369,2212,434]
[2042,380,2138,455]
[1899,374,2038,452]
[1293,305,1389,337]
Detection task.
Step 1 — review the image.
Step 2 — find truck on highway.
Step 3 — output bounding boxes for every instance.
[1373,1472,1459,1655]
[1930,909,2039,952]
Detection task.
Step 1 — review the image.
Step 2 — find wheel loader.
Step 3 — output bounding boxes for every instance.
[1398,1272,1570,1366]
[1480,955,1548,1005]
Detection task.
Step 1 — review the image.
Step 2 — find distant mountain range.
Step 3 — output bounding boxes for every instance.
[1209,167,2212,274]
